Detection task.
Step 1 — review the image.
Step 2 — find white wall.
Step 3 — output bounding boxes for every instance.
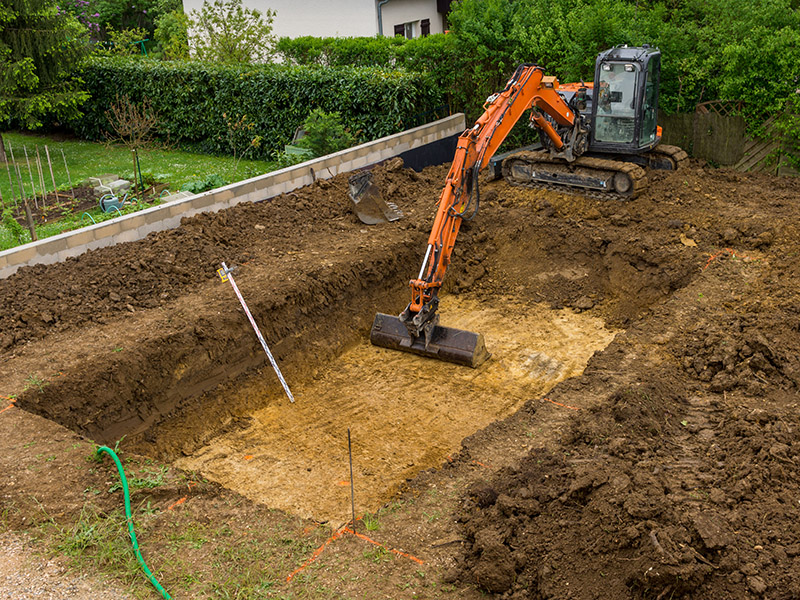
[182,0,379,38]
[183,0,444,40]
[269,0,377,38]
[381,0,443,37]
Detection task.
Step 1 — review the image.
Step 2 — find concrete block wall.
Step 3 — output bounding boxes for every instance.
[0,114,466,280]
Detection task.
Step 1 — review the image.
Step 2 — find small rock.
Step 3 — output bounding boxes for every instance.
[610,213,630,226]
[708,488,726,504]
[125,304,135,313]
[722,228,739,243]
[108,291,121,302]
[755,231,774,247]
[769,443,790,458]
[692,512,734,550]
[254,224,265,230]
[385,157,404,172]
[584,207,601,220]
[573,296,594,311]
[747,575,767,595]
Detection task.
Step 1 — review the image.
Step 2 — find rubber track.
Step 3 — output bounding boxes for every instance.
[502,150,648,201]
[648,144,689,170]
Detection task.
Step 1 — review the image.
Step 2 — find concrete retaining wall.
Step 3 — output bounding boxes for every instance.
[0,113,466,280]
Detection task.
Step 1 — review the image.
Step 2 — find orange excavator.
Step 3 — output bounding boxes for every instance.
[370,45,686,367]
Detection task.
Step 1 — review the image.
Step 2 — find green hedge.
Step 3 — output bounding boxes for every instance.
[72,57,447,158]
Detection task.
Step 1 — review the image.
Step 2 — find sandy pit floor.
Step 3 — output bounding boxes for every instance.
[174,296,617,522]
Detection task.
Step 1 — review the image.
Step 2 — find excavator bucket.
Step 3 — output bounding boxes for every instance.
[348,171,404,225]
[370,313,491,368]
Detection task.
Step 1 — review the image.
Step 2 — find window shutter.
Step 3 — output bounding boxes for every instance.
[421,18,430,36]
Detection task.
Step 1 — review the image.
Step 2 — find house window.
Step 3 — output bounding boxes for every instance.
[421,18,430,37]
[394,22,415,39]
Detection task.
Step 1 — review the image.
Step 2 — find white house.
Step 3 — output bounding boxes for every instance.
[183,0,454,40]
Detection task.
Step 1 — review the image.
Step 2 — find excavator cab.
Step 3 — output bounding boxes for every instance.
[589,45,661,155]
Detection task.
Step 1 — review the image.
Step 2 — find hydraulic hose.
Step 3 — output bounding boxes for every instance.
[96,446,172,600]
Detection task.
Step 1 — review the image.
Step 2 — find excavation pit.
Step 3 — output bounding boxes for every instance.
[169,296,617,523]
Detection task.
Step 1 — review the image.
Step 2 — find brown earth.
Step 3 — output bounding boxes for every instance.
[1,156,799,599]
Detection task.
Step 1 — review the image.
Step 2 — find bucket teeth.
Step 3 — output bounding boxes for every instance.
[370,313,491,368]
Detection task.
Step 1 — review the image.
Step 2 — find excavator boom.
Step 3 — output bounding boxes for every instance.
[371,64,587,367]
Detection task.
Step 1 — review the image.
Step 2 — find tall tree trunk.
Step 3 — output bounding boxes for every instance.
[0,133,7,164]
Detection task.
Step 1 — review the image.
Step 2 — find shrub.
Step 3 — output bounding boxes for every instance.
[295,109,356,157]
[180,173,228,193]
[72,57,446,158]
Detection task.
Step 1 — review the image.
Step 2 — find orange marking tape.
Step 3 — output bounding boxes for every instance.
[703,248,752,271]
[0,403,15,415]
[286,526,347,582]
[543,397,580,411]
[471,459,492,469]
[167,497,187,510]
[344,528,424,565]
[244,455,254,460]
[336,480,349,486]
[286,524,424,582]
[0,397,16,414]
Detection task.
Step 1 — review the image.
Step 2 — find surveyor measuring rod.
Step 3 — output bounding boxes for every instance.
[218,262,294,403]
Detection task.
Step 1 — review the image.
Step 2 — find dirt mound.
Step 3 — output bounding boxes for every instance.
[0,161,446,351]
[454,166,800,599]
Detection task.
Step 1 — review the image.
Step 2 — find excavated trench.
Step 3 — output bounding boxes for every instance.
[8,162,698,524]
[6,159,800,599]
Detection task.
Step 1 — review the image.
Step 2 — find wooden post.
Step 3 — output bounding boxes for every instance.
[23,146,38,209]
[22,197,37,241]
[36,147,47,208]
[4,152,16,209]
[15,164,26,206]
[9,145,24,204]
[61,149,75,201]
[44,146,58,201]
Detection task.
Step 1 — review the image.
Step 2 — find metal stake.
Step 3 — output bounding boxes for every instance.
[348,428,356,532]
[218,262,294,402]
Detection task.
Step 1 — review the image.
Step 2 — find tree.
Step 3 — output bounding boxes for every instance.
[189,0,276,64]
[154,9,189,60]
[295,109,355,157]
[0,0,90,162]
[104,94,160,197]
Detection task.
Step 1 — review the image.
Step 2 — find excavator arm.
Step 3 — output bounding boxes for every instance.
[399,64,586,345]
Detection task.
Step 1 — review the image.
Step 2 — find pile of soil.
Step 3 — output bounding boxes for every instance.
[2,154,800,599]
[452,169,800,599]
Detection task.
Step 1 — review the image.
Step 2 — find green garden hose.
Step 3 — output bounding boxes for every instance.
[96,446,172,600]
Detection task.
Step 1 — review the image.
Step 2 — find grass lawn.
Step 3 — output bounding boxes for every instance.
[0,131,277,212]
[0,131,281,250]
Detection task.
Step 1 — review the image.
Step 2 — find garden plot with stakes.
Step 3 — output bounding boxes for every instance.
[1,158,800,599]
